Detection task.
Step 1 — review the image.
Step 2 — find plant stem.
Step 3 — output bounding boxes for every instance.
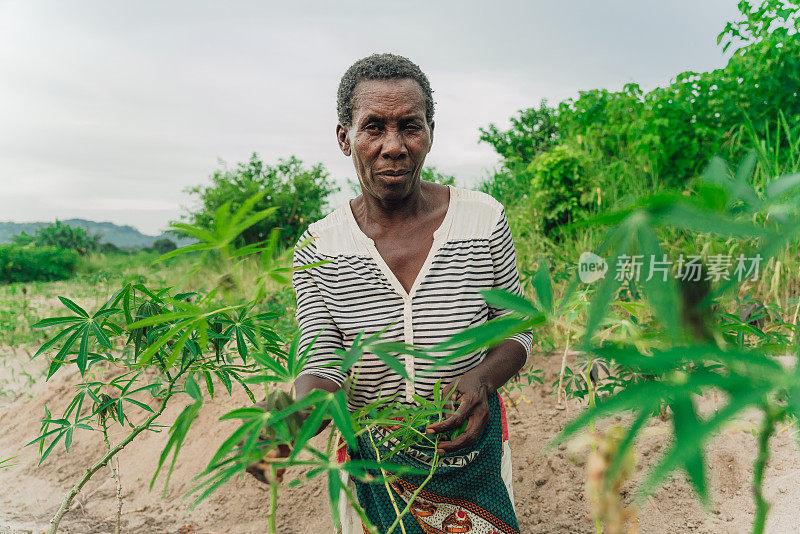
[557,339,570,407]
[368,429,407,534]
[752,409,777,534]
[101,418,123,534]
[586,357,602,534]
[267,472,278,534]
[385,446,440,534]
[49,386,173,534]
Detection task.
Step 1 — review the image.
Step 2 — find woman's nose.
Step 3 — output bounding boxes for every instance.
[381,129,407,159]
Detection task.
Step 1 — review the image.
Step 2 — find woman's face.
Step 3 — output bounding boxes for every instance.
[337,78,434,202]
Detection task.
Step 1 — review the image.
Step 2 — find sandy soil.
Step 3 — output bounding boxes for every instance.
[1,347,798,534]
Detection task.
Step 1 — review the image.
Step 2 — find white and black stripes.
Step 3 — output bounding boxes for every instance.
[292,185,533,411]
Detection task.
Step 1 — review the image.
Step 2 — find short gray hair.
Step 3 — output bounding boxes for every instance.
[336,53,435,127]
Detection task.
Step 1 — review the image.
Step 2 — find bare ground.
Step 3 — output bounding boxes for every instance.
[1,347,798,534]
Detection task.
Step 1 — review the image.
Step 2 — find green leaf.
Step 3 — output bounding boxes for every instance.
[77,327,90,376]
[122,398,154,413]
[151,397,202,493]
[185,374,202,401]
[433,316,540,359]
[580,217,634,350]
[330,391,357,451]
[655,203,770,240]
[288,400,330,462]
[670,399,709,505]
[368,345,411,381]
[636,221,681,342]
[328,469,342,527]
[637,385,771,503]
[480,289,540,316]
[58,297,89,318]
[532,258,554,314]
[32,316,83,329]
[136,320,188,367]
[339,332,365,374]
[90,322,113,350]
[221,407,268,421]
[207,418,263,468]
[766,172,800,200]
[33,323,81,358]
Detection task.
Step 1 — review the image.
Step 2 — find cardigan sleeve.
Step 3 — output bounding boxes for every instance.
[487,206,534,358]
[292,228,348,387]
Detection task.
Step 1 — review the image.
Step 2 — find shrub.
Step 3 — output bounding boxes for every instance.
[99,242,121,254]
[0,245,79,283]
[12,221,101,256]
[182,154,339,249]
[526,144,595,236]
[152,238,177,254]
[479,1,800,196]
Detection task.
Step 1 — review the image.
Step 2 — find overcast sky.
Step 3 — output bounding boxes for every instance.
[0,0,741,235]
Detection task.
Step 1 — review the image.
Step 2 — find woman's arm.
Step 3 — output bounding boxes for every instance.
[293,373,341,437]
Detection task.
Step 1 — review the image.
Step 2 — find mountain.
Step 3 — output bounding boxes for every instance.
[0,219,195,249]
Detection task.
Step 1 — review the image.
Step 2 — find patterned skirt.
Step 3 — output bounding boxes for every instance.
[336,392,519,534]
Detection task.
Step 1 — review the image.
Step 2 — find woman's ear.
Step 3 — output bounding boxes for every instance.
[336,124,351,156]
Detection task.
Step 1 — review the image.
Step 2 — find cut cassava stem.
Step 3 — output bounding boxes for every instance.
[267,471,278,534]
[586,357,603,534]
[556,340,570,408]
[751,407,777,534]
[49,385,173,534]
[101,418,123,534]
[382,414,443,534]
[368,429,408,534]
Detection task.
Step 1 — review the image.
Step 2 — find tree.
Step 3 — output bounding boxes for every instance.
[12,221,101,256]
[478,99,559,163]
[182,154,339,249]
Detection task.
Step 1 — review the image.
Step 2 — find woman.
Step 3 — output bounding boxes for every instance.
[278,53,531,533]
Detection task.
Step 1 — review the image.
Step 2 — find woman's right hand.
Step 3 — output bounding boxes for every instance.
[246,443,291,484]
[244,379,340,485]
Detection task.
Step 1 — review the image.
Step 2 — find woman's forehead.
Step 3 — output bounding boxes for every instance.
[351,78,427,121]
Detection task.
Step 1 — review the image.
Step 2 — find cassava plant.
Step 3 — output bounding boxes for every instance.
[540,152,800,534]
[426,151,800,533]
[27,187,533,534]
[27,192,301,533]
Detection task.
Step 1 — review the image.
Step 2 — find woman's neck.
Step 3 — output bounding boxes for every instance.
[351,180,437,233]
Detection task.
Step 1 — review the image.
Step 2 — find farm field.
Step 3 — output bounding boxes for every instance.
[2,3,800,533]
[1,324,799,534]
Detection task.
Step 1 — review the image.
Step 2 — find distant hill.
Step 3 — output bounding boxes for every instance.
[0,219,195,249]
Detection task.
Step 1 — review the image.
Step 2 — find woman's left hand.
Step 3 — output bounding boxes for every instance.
[424,372,490,454]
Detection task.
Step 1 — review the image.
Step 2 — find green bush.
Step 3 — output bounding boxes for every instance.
[526,144,595,236]
[479,1,800,200]
[12,220,101,256]
[182,154,339,249]
[152,238,177,254]
[99,242,123,254]
[0,245,79,283]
